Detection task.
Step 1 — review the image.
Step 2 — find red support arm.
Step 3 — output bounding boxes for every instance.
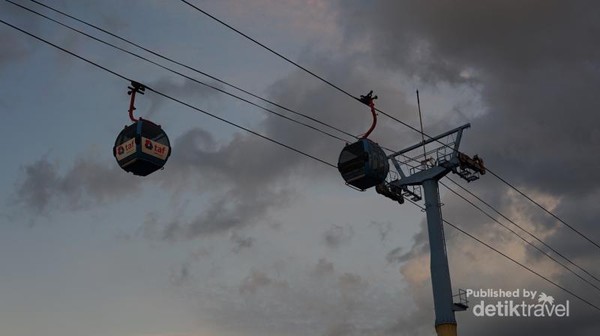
[127,81,146,122]
[359,90,378,139]
[361,100,377,139]
[128,89,138,122]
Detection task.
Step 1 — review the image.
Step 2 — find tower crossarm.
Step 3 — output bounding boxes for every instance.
[387,123,470,160]
[386,123,484,184]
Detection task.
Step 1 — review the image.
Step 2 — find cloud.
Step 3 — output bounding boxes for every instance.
[143,1,600,332]
[145,77,221,119]
[323,322,358,336]
[383,186,600,335]
[338,0,600,191]
[186,258,409,336]
[157,184,291,240]
[312,258,335,277]
[169,262,192,287]
[9,1,600,335]
[12,154,141,216]
[0,30,30,68]
[12,123,295,238]
[10,25,415,236]
[330,1,600,334]
[323,224,354,248]
[239,269,288,295]
[370,220,393,242]
[0,0,43,68]
[385,246,405,264]
[131,55,402,240]
[13,157,58,215]
[215,0,341,52]
[230,231,255,253]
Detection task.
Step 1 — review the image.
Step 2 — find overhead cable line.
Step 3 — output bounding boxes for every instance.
[439,180,600,294]
[178,0,427,137]
[17,0,598,281]
[487,167,600,251]
[7,1,599,310]
[149,88,337,169]
[8,0,352,146]
[179,0,600,252]
[178,0,361,104]
[0,18,129,81]
[0,18,336,169]
[23,0,357,143]
[2,16,598,313]
[24,0,427,171]
[444,176,600,284]
[16,0,597,280]
[177,0,472,162]
[18,0,418,165]
[405,198,600,313]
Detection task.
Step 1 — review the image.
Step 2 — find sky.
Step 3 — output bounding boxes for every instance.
[1,1,600,335]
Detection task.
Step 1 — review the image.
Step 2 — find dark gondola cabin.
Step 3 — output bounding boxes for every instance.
[338,138,389,190]
[113,118,171,176]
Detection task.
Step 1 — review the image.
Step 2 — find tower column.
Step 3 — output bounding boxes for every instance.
[423,179,457,336]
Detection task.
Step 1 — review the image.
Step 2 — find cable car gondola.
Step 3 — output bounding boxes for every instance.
[338,138,389,190]
[337,91,389,190]
[113,82,171,176]
[114,118,171,176]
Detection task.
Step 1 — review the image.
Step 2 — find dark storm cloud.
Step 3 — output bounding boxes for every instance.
[333,1,600,335]
[340,0,600,194]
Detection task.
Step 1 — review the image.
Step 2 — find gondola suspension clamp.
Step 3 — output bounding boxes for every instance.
[127,81,146,122]
[358,90,378,139]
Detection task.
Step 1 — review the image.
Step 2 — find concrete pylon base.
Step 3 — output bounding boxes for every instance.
[435,323,457,336]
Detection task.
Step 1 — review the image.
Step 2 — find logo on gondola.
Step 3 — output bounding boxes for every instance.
[145,139,153,150]
[117,146,125,155]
